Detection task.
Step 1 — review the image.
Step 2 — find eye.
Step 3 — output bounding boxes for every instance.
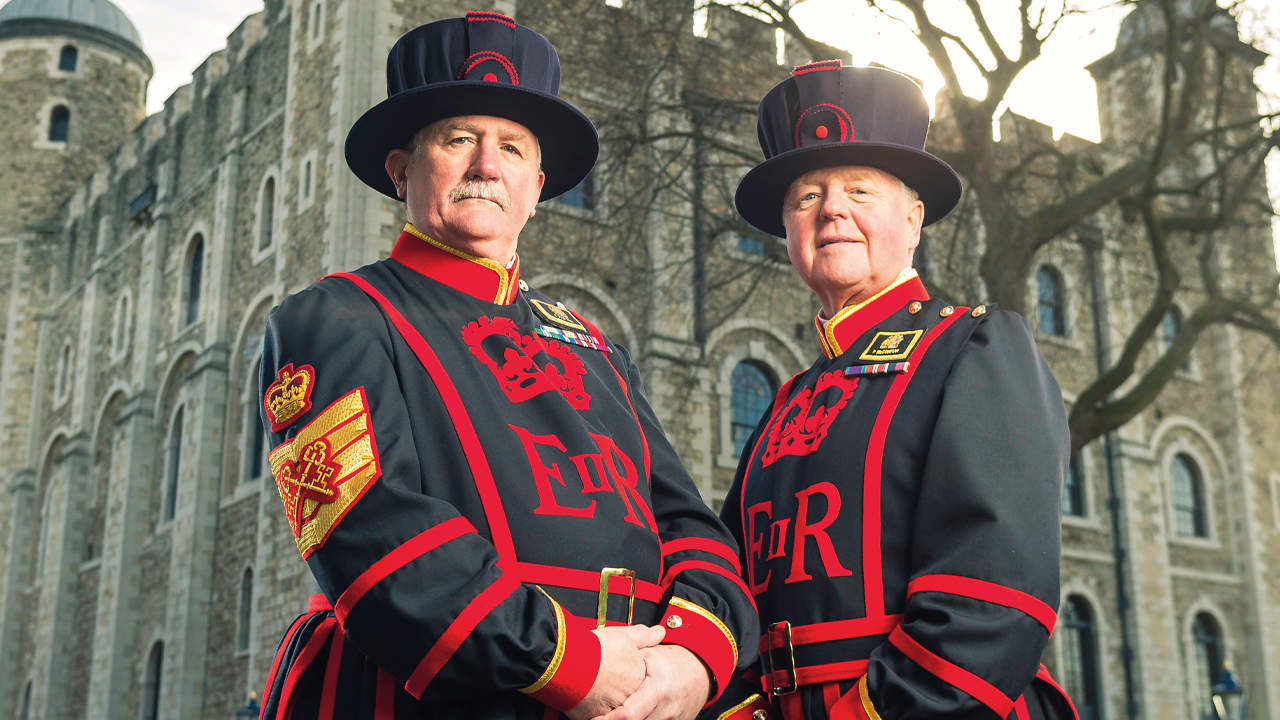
[501,143,523,156]
[448,135,472,146]
[798,191,820,203]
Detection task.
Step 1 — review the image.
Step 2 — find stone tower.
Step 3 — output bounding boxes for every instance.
[0,0,152,237]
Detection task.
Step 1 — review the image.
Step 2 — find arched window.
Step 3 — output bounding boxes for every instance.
[56,343,73,401]
[1191,613,1224,718]
[237,567,254,652]
[163,407,184,522]
[49,105,70,142]
[1060,596,1101,720]
[244,357,265,482]
[258,177,275,251]
[1161,307,1192,372]
[730,361,775,455]
[1170,452,1207,538]
[141,641,164,720]
[59,45,77,71]
[185,235,203,326]
[19,680,32,720]
[1063,452,1086,517]
[1037,265,1067,337]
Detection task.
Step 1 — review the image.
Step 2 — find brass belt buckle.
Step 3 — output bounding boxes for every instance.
[596,567,637,628]
[764,620,797,695]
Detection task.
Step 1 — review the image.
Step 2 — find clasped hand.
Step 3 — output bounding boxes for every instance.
[566,625,711,720]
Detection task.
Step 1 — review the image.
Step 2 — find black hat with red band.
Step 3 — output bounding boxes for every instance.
[345,12,598,202]
[735,62,962,237]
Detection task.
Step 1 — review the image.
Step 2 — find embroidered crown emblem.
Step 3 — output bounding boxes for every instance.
[461,316,591,410]
[762,370,857,467]
[264,363,316,432]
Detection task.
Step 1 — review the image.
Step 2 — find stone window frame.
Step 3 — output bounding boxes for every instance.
[1035,263,1070,339]
[180,232,206,330]
[236,565,254,654]
[139,638,165,720]
[1159,302,1200,380]
[306,0,325,51]
[57,43,78,73]
[1161,440,1219,548]
[54,340,75,407]
[1055,592,1105,720]
[713,340,791,469]
[111,290,133,362]
[159,404,186,527]
[34,97,72,150]
[298,150,318,212]
[253,170,280,262]
[1182,603,1232,720]
[242,354,267,485]
[18,677,32,720]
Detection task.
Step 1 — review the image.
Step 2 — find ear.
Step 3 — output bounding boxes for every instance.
[384,149,411,199]
[904,198,925,252]
[528,170,546,219]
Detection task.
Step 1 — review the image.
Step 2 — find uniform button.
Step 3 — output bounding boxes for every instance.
[752,710,769,720]
[665,615,683,629]
[940,305,955,317]
[972,304,987,317]
[908,301,923,315]
[518,280,529,292]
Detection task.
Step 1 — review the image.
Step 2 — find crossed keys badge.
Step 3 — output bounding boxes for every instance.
[277,439,341,537]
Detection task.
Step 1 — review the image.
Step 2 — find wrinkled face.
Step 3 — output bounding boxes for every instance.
[782,165,924,316]
[385,114,544,262]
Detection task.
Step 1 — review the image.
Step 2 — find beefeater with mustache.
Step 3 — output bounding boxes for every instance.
[256,13,757,720]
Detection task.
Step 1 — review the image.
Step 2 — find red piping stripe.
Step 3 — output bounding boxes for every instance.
[374,668,395,720]
[660,560,756,609]
[334,516,477,622]
[1037,665,1081,720]
[888,627,1013,717]
[1015,697,1030,720]
[762,615,901,651]
[331,272,516,562]
[862,311,963,616]
[660,537,741,571]
[260,612,308,716]
[405,574,522,696]
[762,659,868,691]
[317,627,344,720]
[907,574,1057,634]
[516,561,665,603]
[739,373,800,590]
[274,619,336,720]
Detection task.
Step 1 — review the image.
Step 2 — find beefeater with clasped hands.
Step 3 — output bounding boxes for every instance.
[257,12,757,720]
[707,63,1080,720]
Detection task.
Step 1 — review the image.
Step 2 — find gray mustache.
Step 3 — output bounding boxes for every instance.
[450,181,510,210]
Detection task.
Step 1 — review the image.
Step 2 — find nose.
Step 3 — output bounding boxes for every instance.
[466,139,502,181]
[820,186,851,221]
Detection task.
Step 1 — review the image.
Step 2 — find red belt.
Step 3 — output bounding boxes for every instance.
[759,616,901,696]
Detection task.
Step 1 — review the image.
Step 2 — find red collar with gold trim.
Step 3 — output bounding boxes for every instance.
[389,223,521,305]
[817,277,930,359]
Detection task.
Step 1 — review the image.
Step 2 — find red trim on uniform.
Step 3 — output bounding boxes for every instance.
[307,593,332,613]
[823,683,841,712]
[761,615,902,652]
[907,574,1057,634]
[517,561,665,603]
[827,678,875,720]
[388,230,519,305]
[659,605,736,703]
[739,372,800,591]
[332,273,517,562]
[826,277,929,357]
[862,310,963,617]
[375,668,396,720]
[599,349,657,531]
[763,660,868,693]
[526,614,603,711]
[1015,696,1030,720]
[1037,664,1082,720]
[317,626,344,720]
[466,10,517,27]
[260,612,309,717]
[405,573,522,697]
[719,693,772,720]
[660,537,741,572]
[660,560,755,607]
[333,516,477,623]
[888,626,1013,718]
[793,59,843,75]
[275,618,337,720]
[780,692,804,720]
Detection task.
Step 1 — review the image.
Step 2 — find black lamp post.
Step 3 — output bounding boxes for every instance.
[234,693,260,720]
[1210,664,1246,720]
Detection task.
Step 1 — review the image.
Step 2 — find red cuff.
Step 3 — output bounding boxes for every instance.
[660,597,738,705]
[716,693,770,720]
[521,600,602,711]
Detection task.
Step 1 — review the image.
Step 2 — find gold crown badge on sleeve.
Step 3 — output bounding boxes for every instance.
[264,362,316,432]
